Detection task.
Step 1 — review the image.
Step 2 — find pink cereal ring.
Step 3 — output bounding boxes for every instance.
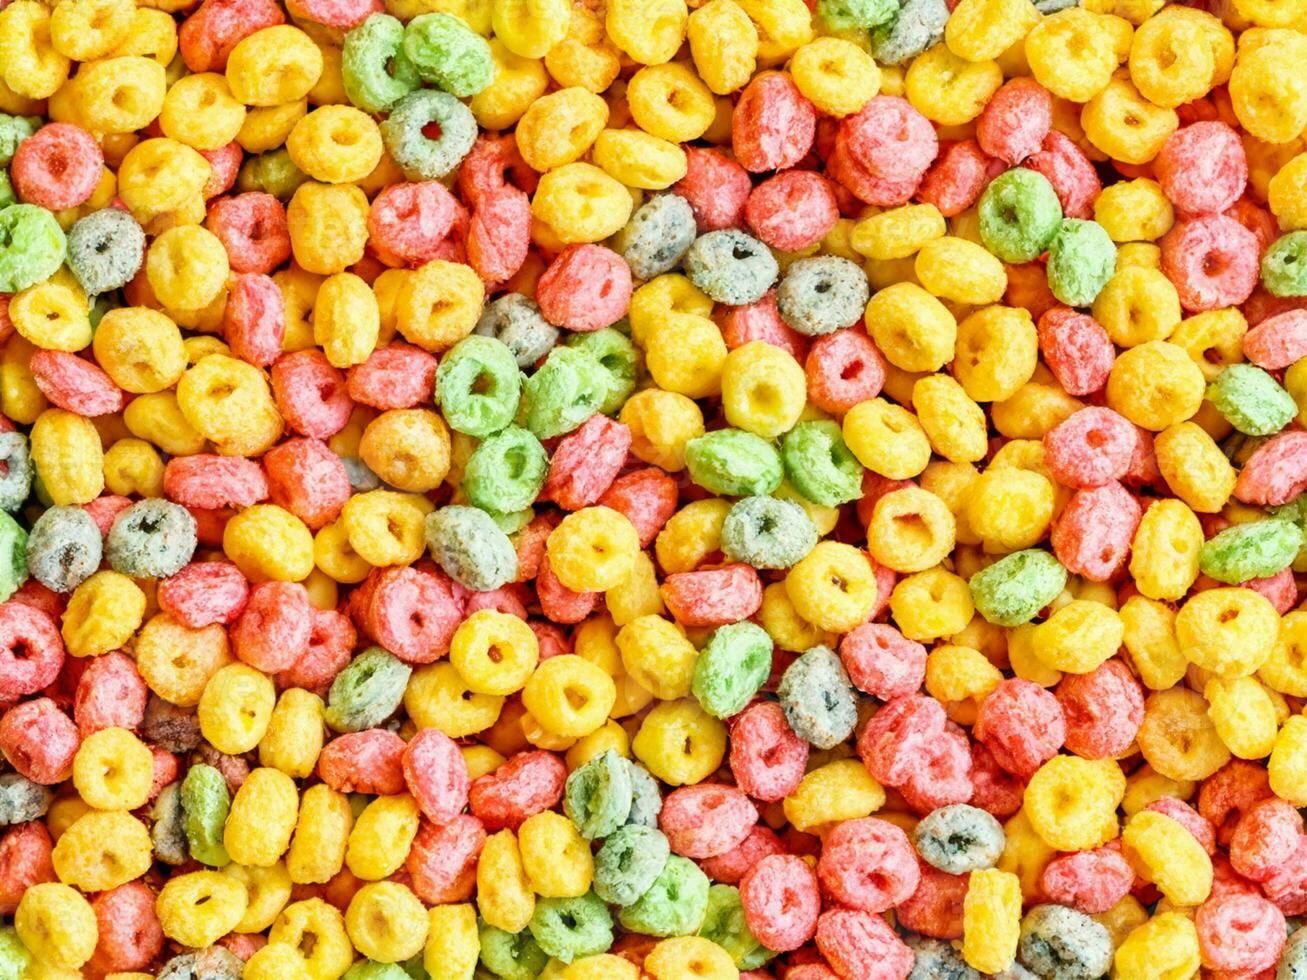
[270,350,355,440]
[284,0,381,30]
[1196,893,1286,974]
[1230,798,1304,882]
[367,181,461,269]
[659,784,757,859]
[263,437,351,530]
[1043,406,1136,489]
[1051,480,1142,582]
[357,566,464,664]
[977,77,1052,166]
[0,698,79,784]
[30,351,125,417]
[1242,308,1307,370]
[899,723,973,813]
[11,123,103,211]
[815,908,914,980]
[660,564,764,628]
[856,693,949,787]
[1023,130,1100,219]
[804,329,885,415]
[223,272,285,367]
[839,622,926,700]
[816,816,920,913]
[700,824,786,885]
[206,192,291,275]
[732,72,816,174]
[721,291,810,361]
[1234,430,1307,506]
[674,147,752,232]
[728,701,808,803]
[1040,844,1134,914]
[406,814,485,904]
[535,245,633,333]
[1036,307,1115,396]
[402,727,470,824]
[540,414,632,511]
[0,823,55,916]
[1160,214,1260,312]
[467,750,567,831]
[230,580,311,673]
[1155,121,1247,217]
[73,651,147,737]
[738,854,821,953]
[0,603,64,701]
[841,96,938,182]
[88,882,164,975]
[200,142,242,199]
[598,468,678,548]
[277,607,355,695]
[744,170,839,252]
[346,344,438,410]
[163,454,269,510]
[1055,658,1145,760]
[535,556,600,625]
[317,728,407,795]
[157,561,249,629]
[974,678,1066,780]
[827,132,921,207]
[916,139,995,217]
[178,0,285,73]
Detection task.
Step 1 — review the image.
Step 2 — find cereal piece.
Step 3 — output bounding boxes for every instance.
[425,506,518,592]
[1046,219,1116,308]
[781,421,863,507]
[617,854,710,938]
[1017,904,1114,980]
[615,194,698,280]
[474,293,559,370]
[1206,363,1298,436]
[979,168,1063,263]
[968,549,1067,628]
[380,89,477,181]
[65,208,145,296]
[777,646,858,750]
[684,229,779,306]
[871,0,948,66]
[776,256,869,336]
[720,496,817,570]
[915,804,1006,875]
[974,679,1065,779]
[816,908,914,979]
[105,499,197,579]
[1199,519,1302,585]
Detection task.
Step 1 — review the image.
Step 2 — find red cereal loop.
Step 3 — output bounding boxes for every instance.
[745,170,839,252]
[263,437,352,530]
[675,147,752,232]
[224,272,286,367]
[0,603,64,702]
[231,581,312,673]
[540,414,632,511]
[1055,659,1145,760]
[534,555,600,625]
[406,814,486,904]
[840,622,926,701]
[157,561,250,629]
[1155,121,1248,217]
[857,694,949,787]
[271,350,355,441]
[73,651,147,738]
[1160,213,1261,312]
[1229,798,1305,882]
[463,583,530,620]
[179,0,285,72]
[815,908,914,980]
[722,290,810,361]
[659,784,757,859]
[1243,308,1307,370]
[1051,480,1143,582]
[700,824,786,885]
[916,139,996,217]
[536,245,633,333]
[1043,407,1136,489]
[402,727,470,824]
[277,607,355,695]
[1233,430,1307,506]
[1036,307,1115,396]
[367,181,462,269]
[354,565,465,664]
[827,131,921,207]
[346,344,438,411]
[0,822,55,916]
[1261,837,1307,916]
[29,351,126,417]
[467,750,567,831]
[598,468,678,548]
[164,454,269,510]
[729,701,808,802]
[896,860,968,939]
[660,564,764,628]
[841,96,938,183]
[733,72,817,174]
[977,78,1052,166]
[513,515,555,583]
[1041,843,1134,914]
[968,741,1025,819]
[1196,892,1286,974]
[899,722,973,813]
[817,817,920,913]
[738,854,821,953]
[0,698,79,784]
[804,329,885,415]
[974,678,1066,780]
[317,728,407,795]
[89,882,164,976]
[11,123,104,211]
[206,193,292,275]
[1023,130,1101,219]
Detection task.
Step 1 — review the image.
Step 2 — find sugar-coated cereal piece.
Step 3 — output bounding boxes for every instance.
[974,678,1065,780]
[684,229,779,307]
[980,168,1063,263]
[1040,845,1134,915]
[105,499,197,579]
[739,854,820,953]
[732,72,816,174]
[777,256,870,337]
[816,908,914,980]
[1056,659,1145,760]
[870,0,949,66]
[1017,904,1114,980]
[1155,122,1247,217]
[745,171,839,253]
[1037,307,1115,396]
[778,646,859,750]
[720,496,817,570]
[977,79,1052,166]
[968,549,1067,628]
[659,784,755,859]
[617,854,710,938]
[915,804,1006,875]
[24,505,99,594]
[65,208,145,296]
[1160,214,1260,313]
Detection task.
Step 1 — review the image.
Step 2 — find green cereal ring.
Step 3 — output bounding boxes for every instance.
[685,429,784,498]
[324,646,412,733]
[342,962,411,980]
[478,922,549,980]
[871,0,947,65]
[528,892,614,963]
[969,549,1068,627]
[1271,496,1307,569]
[692,620,775,719]
[820,0,899,29]
[425,504,518,591]
[565,749,633,840]
[625,761,663,828]
[235,148,310,200]
[781,420,863,507]
[0,115,37,167]
[462,425,549,514]
[721,495,818,569]
[617,854,711,937]
[698,884,775,971]
[380,89,478,181]
[342,14,421,114]
[402,12,494,98]
[565,328,638,416]
[436,334,523,438]
[0,925,30,980]
[0,204,67,294]
[522,346,611,440]
[1206,364,1298,436]
[1261,231,1307,297]
[593,824,670,906]
[181,764,231,867]
[151,781,188,865]
[0,512,26,605]
[1046,219,1116,308]
[1198,519,1303,584]
[979,169,1063,264]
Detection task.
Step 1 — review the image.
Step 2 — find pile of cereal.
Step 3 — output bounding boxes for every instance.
[0,0,1305,974]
